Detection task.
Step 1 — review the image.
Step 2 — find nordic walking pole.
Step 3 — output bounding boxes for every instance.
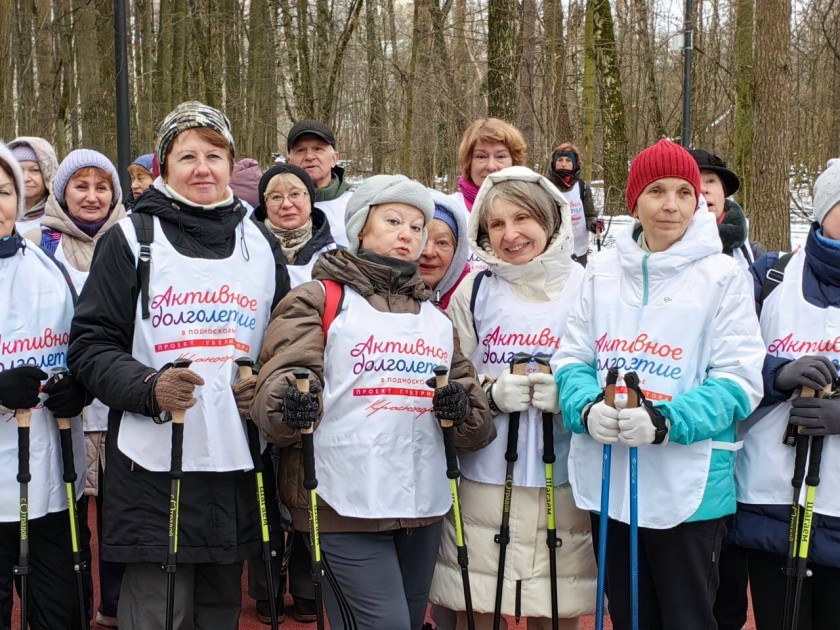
[165,358,192,630]
[595,220,602,252]
[492,353,531,630]
[433,365,476,630]
[293,368,325,630]
[595,367,619,630]
[789,384,832,630]
[624,371,642,630]
[49,368,87,629]
[782,389,815,630]
[530,354,560,630]
[13,406,32,630]
[236,358,279,630]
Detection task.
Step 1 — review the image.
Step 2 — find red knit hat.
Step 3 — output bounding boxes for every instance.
[625,139,701,214]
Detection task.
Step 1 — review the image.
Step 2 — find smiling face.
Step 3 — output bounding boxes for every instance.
[64,169,114,223]
[470,141,513,188]
[633,177,697,252]
[418,219,456,289]
[0,165,18,238]
[486,198,548,265]
[164,129,233,206]
[265,173,312,230]
[358,203,426,261]
[19,160,46,209]
[287,136,339,189]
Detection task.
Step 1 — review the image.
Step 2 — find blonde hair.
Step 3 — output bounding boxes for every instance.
[265,171,307,195]
[458,118,527,182]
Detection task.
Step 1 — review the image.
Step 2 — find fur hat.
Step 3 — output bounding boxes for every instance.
[156,101,235,173]
[344,174,434,254]
[52,149,122,207]
[814,159,840,226]
[626,139,701,214]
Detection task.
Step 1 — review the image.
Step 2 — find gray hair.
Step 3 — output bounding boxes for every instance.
[477,179,560,240]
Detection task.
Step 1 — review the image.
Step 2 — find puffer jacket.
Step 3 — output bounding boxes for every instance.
[252,247,494,533]
[9,136,58,229]
[432,166,596,618]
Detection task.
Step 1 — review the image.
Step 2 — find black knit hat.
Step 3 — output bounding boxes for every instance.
[688,149,740,197]
[255,162,316,222]
[287,120,336,152]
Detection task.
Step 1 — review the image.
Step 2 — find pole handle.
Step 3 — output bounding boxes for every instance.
[433,365,453,429]
[58,426,77,483]
[16,409,32,429]
[604,368,619,408]
[236,357,254,380]
[169,359,193,424]
[293,369,314,435]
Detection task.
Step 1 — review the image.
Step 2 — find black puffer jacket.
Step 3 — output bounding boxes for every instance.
[68,186,289,564]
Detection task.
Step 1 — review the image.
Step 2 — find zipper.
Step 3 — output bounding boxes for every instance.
[641,253,650,307]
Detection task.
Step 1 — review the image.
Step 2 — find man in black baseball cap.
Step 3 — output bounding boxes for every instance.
[285,120,352,246]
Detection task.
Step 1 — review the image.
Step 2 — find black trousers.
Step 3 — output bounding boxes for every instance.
[713,534,749,630]
[590,512,727,630]
[0,504,93,630]
[748,548,840,630]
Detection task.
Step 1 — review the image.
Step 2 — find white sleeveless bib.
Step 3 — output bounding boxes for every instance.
[562,182,588,258]
[115,216,274,472]
[737,249,840,516]
[288,243,336,288]
[0,245,85,521]
[458,271,581,487]
[315,287,454,519]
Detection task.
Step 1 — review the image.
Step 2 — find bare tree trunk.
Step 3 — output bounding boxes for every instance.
[365,0,386,173]
[593,0,628,214]
[747,0,790,250]
[157,0,175,116]
[516,0,538,152]
[581,0,596,181]
[170,0,188,104]
[14,0,37,134]
[543,0,573,153]
[35,0,57,141]
[732,0,754,210]
[633,0,664,139]
[245,0,277,160]
[487,0,519,121]
[0,0,14,138]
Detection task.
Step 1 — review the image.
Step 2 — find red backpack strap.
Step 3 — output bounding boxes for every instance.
[321,280,344,337]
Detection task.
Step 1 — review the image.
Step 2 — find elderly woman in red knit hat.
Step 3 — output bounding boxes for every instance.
[552,139,766,629]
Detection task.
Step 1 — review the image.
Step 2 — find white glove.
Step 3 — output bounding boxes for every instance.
[584,401,620,444]
[617,406,669,446]
[490,368,531,413]
[529,372,560,414]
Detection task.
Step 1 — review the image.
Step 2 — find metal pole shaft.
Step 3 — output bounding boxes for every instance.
[681,0,693,146]
[114,0,132,193]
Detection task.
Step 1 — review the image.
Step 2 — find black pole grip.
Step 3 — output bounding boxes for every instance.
[17,427,31,484]
[173,358,192,369]
[246,421,263,472]
[542,413,555,464]
[301,432,318,491]
[505,412,520,463]
[792,434,808,489]
[58,428,77,483]
[805,436,825,487]
[442,426,460,480]
[170,423,184,479]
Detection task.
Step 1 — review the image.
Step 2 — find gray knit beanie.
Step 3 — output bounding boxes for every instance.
[814,159,840,226]
[156,101,235,174]
[344,174,435,254]
[52,149,122,207]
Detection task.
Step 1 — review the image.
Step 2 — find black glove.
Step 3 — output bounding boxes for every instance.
[282,381,322,430]
[43,372,91,418]
[0,366,47,410]
[790,393,840,436]
[426,378,468,425]
[775,355,837,393]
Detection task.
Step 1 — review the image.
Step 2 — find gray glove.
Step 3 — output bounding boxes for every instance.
[790,393,840,436]
[775,355,837,393]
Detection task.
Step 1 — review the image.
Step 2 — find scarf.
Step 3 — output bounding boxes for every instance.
[265,217,313,263]
[457,176,480,212]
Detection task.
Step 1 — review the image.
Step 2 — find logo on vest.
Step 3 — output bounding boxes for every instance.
[594,333,684,395]
[481,326,562,366]
[767,333,840,359]
[0,328,69,372]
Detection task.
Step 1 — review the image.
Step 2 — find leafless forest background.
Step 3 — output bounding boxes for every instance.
[1,0,839,249]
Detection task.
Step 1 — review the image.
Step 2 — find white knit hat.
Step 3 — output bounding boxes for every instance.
[52,149,122,207]
[344,174,435,254]
[814,159,840,226]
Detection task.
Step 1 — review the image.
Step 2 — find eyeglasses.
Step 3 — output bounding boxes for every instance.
[266,191,308,205]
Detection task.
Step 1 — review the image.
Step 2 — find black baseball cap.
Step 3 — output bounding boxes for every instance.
[287,120,336,152]
[688,148,740,197]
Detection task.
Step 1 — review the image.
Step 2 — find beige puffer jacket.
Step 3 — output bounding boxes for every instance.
[430,166,597,619]
[252,248,495,534]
